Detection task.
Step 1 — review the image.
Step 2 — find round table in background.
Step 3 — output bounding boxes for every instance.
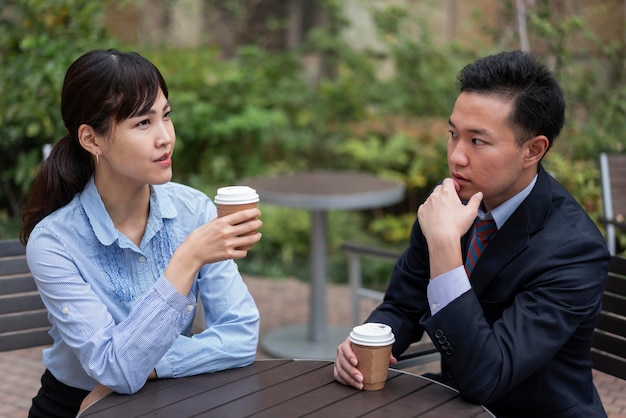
[243,171,405,360]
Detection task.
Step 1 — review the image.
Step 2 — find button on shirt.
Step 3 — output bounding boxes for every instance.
[26,177,260,393]
[427,175,538,315]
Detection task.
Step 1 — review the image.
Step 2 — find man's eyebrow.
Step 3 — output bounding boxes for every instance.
[448,118,490,137]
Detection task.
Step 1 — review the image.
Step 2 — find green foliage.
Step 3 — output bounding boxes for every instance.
[0,0,623,282]
[526,4,625,160]
[365,1,475,116]
[540,150,626,255]
[236,205,312,279]
[543,151,602,219]
[147,42,386,280]
[152,44,371,187]
[0,211,20,240]
[335,116,449,244]
[0,0,116,218]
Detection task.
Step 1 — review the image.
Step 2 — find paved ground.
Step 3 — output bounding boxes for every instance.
[1,275,625,417]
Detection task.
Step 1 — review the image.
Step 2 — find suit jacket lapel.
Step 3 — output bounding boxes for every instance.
[469,165,553,296]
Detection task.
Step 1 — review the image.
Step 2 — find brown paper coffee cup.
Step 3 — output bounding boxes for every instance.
[216,202,258,218]
[215,186,260,250]
[349,323,395,391]
[351,343,393,390]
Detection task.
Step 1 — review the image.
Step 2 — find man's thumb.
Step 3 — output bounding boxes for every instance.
[468,191,483,211]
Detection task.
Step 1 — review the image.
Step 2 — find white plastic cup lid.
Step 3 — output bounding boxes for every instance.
[214,186,259,205]
[349,323,395,346]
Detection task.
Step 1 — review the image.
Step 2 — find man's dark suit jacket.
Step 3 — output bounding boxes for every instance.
[367,165,610,418]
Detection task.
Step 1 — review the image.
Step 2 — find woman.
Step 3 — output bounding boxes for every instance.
[20,49,262,417]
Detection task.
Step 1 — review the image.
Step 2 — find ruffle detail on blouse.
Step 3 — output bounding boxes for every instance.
[97,217,176,303]
[150,218,175,279]
[99,243,137,302]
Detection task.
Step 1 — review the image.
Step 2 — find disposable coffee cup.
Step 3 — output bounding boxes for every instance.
[214,186,260,250]
[349,323,395,390]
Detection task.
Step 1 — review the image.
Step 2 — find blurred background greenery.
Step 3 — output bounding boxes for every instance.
[1,0,625,288]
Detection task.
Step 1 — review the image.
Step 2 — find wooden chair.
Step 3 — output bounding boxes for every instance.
[342,242,439,369]
[592,255,626,380]
[599,153,626,255]
[0,239,52,351]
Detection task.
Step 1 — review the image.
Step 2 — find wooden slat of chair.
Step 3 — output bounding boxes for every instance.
[0,239,29,257]
[0,239,52,352]
[0,291,46,315]
[591,255,626,379]
[0,271,38,294]
[0,328,53,352]
[0,310,50,333]
[0,254,30,276]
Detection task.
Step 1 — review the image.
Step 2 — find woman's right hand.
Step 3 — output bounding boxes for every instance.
[189,208,262,264]
[165,208,262,295]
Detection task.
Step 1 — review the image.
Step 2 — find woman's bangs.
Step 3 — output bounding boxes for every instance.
[112,58,163,122]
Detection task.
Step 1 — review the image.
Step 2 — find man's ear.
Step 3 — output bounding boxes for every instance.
[77,124,100,157]
[523,135,549,167]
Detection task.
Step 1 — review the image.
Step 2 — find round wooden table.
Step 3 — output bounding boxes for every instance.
[78,360,495,417]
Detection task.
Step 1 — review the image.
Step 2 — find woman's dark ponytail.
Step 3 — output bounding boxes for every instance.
[20,134,92,244]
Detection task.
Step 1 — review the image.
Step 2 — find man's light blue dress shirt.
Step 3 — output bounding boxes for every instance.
[26,177,260,393]
[427,175,538,315]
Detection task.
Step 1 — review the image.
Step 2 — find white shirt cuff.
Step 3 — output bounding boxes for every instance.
[427,265,471,315]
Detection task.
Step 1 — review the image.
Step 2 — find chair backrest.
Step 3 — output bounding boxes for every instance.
[0,239,52,351]
[342,242,401,326]
[599,153,626,254]
[592,255,626,379]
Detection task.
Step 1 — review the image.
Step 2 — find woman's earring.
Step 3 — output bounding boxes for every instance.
[96,153,99,165]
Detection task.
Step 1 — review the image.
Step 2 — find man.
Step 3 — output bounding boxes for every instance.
[334,50,609,417]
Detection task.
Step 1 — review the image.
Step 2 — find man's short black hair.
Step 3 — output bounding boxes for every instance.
[457,50,565,148]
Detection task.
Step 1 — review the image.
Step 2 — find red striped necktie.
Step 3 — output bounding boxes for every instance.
[465,218,497,276]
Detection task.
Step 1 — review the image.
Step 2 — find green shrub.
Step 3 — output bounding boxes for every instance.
[1,0,624,278]
[0,0,116,219]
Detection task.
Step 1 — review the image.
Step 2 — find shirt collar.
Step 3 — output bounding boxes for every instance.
[477,174,538,229]
[79,177,177,247]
